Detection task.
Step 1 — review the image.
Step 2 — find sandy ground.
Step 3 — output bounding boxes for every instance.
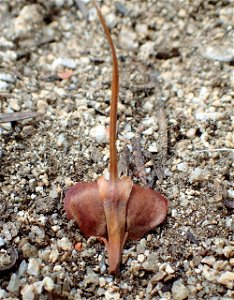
[0,0,233,299]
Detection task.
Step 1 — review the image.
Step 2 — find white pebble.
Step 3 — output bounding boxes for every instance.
[0,73,15,83]
[27,258,40,276]
[0,237,5,247]
[21,284,35,300]
[189,167,203,183]
[218,271,234,289]
[52,57,77,70]
[90,125,107,144]
[171,280,189,300]
[43,276,54,292]
[0,80,9,90]
[148,142,158,153]
[57,237,72,251]
[177,162,188,172]
[137,254,145,263]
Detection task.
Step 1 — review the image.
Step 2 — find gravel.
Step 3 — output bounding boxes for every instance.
[0,0,233,299]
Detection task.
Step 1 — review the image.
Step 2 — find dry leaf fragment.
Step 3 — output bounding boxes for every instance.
[0,111,41,123]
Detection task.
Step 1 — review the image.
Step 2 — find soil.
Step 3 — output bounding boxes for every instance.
[0,0,233,299]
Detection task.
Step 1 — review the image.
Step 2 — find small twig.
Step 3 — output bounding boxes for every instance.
[158,100,168,165]
[118,144,130,177]
[132,137,147,185]
[195,148,234,153]
[0,111,42,123]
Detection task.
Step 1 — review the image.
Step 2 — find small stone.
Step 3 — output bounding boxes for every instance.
[201,256,216,266]
[57,237,72,251]
[37,99,48,113]
[202,265,217,282]
[21,242,38,258]
[104,290,120,300]
[218,271,234,289]
[90,125,107,144]
[202,46,234,63]
[106,13,117,29]
[9,98,20,111]
[223,246,234,258]
[135,23,148,39]
[171,280,189,300]
[52,57,77,70]
[151,271,167,283]
[148,142,158,153]
[49,185,59,199]
[49,249,59,263]
[7,273,20,295]
[84,267,99,286]
[177,162,188,172]
[189,167,203,183]
[138,41,155,60]
[0,73,15,83]
[142,253,158,272]
[43,276,54,292]
[165,264,175,274]
[0,237,5,247]
[119,26,138,50]
[33,281,43,294]
[0,80,8,90]
[27,258,40,276]
[57,134,67,147]
[21,284,35,300]
[0,289,8,299]
[18,260,28,277]
[137,254,145,263]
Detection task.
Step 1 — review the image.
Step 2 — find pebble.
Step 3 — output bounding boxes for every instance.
[90,125,107,144]
[21,242,38,258]
[18,260,28,277]
[217,271,234,289]
[171,280,189,300]
[0,80,9,90]
[151,271,166,283]
[222,246,234,258]
[104,290,120,300]
[148,142,158,153]
[202,46,234,62]
[21,284,35,300]
[119,26,138,50]
[189,167,203,183]
[0,238,5,247]
[57,237,72,251]
[202,265,217,282]
[84,267,99,286]
[43,276,55,292]
[52,58,77,70]
[9,98,20,111]
[137,254,145,263]
[49,249,60,263]
[106,13,117,29]
[37,99,48,113]
[49,185,59,199]
[0,289,8,299]
[0,73,15,83]
[57,134,67,147]
[142,253,158,272]
[165,264,175,274]
[138,41,155,61]
[13,4,43,38]
[177,162,188,172]
[27,258,40,276]
[7,273,20,295]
